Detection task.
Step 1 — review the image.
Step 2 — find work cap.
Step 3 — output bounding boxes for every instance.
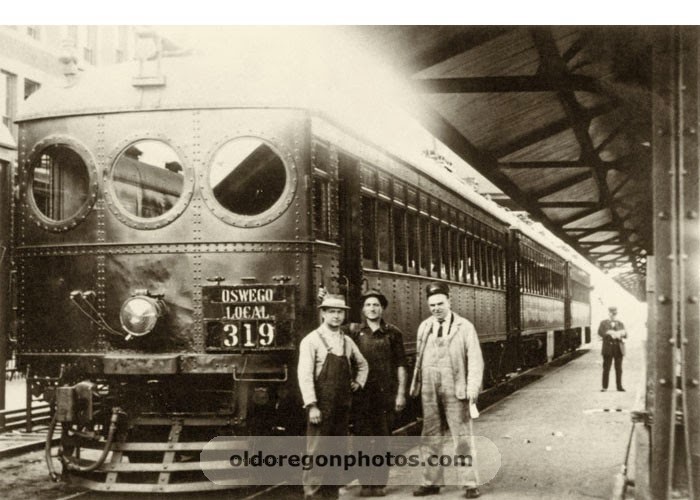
[608,306,618,313]
[426,281,450,298]
[318,294,350,310]
[361,288,388,308]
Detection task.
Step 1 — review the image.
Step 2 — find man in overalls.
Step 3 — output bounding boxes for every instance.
[347,289,407,497]
[298,294,369,499]
[410,282,484,499]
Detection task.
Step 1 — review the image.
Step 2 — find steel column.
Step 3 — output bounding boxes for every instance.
[651,26,700,500]
[0,157,10,416]
[680,26,700,499]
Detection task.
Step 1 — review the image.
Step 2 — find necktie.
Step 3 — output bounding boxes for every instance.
[437,320,444,338]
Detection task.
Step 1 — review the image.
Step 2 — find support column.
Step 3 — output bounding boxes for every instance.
[650,26,700,500]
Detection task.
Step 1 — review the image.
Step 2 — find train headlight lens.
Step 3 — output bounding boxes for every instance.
[120,296,164,339]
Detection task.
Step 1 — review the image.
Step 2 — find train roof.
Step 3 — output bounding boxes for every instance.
[17,54,322,122]
[17,53,587,274]
[315,117,581,266]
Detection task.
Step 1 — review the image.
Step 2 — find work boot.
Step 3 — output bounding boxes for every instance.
[413,486,440,496]
[464,487,481,498]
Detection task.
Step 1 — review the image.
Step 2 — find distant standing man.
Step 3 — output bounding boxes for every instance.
[598,306,627,392]
[347,289,407,497]
[298,294,369,499]
[410,282,484,499]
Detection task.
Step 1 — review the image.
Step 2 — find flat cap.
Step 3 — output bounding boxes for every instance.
[608,306,618,313]
[318,294,350,310]
[426,281,450,298]
[361,288,388,308]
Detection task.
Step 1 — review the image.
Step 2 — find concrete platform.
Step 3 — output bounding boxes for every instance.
[343,337,645,500]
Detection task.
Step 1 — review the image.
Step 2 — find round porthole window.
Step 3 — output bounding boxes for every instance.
[204,137,296,227]
[27,140,97,231]
[107,139,192,229]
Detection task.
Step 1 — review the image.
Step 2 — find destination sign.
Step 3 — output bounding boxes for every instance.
[202,284,295,350]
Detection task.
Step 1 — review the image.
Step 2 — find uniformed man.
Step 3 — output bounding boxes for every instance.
[410,282,484,499]
[347,289,407,497]
[598,306,627,392]
[298,294,369,499]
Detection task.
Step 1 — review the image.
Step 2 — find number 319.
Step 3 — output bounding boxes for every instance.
[223,322,275,347]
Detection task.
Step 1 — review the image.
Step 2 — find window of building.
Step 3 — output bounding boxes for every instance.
[26,26,40,40]
[83,47,95,65]
[83,26,97,65]
[117,26,128,63]
[1,71,17,135]
[67,26,78,42]
[24,79,40,100]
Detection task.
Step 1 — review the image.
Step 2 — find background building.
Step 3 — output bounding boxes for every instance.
[1,26,137,139]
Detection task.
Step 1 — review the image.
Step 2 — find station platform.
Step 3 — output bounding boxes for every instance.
[342,336,645,500]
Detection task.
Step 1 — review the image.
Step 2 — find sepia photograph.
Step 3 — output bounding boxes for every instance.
[0,7,697,500]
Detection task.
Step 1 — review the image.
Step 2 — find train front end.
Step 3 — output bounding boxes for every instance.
[13,56,317,492]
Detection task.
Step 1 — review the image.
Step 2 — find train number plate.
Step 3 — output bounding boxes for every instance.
[220,321,276,348]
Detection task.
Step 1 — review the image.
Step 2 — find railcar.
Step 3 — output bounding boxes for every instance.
[3,52,590,492]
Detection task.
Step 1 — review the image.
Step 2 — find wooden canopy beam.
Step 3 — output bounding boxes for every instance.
[414,74,600,93]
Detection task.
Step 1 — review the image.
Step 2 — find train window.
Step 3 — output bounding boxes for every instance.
[361,196,376,268]
[440,226,450,279]
[458,233,466,282]
[313,176,330,241]
[112,140,184,219]
[31,144,91,224]
[454,231,463,282]
[393,206,406,272]
[485,244,493,288]
[419,216,430,274]
[430,222,440,277]
[407,212,418,272]
[209,137,286,217]
[377,201,391,269]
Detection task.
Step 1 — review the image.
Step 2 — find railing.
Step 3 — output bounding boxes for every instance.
[0,403,51,432]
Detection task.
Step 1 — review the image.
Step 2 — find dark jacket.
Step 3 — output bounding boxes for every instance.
[598,318,627,356]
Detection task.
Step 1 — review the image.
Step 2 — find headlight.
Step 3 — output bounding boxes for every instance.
[119,295,165,340]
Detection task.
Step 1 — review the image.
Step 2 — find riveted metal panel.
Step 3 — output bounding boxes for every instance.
[650,29,678,500]
[17,255,99,353]
[680,30,700,492]
[104,253,195,352]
